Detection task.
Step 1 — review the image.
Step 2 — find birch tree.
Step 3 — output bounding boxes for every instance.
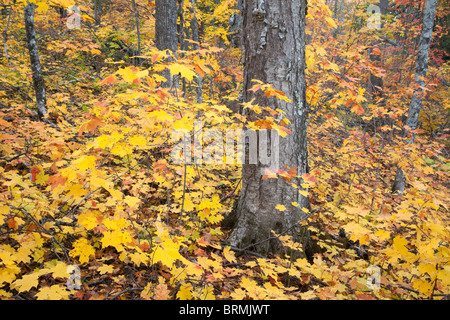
[24,2,46,119]
[392,0,438,194]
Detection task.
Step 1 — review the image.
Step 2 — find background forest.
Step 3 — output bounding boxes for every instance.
[0,0,449,300]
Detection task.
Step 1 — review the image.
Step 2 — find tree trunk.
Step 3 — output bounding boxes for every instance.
[368,0,389,101]
[24,2,46,119]
[190,0,203,104]
[225,0,310,256]
[94,0,101,25]
[130,0,141,66]
[392,0,437,194]
[155,0,178,88]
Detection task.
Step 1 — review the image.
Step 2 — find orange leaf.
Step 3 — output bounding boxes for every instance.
[372,48,381,55]
[98,75,116,86]
[351,104,365,115]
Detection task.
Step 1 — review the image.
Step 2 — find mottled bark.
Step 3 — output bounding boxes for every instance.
[155,0,178,88]
[2,6,11,63]
[131,0,141,66]
[392,0,437,194]
[228,0,243,48]
[190,0,202,104]
[369,0,389,101]
[225,0,310,256]
[24,2,46,119]
[94,0,101,25]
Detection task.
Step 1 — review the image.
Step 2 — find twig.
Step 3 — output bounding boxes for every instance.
[107,287,143,300]
[220,178,242,203]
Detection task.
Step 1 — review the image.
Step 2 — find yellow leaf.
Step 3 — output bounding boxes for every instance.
[299,190,309,197]
[129,135,147,147]
[418,263,436,277]
[74,155,96,171]
[77,210,100,230]
[116,67,137,83]
[223,246,236,263]
[35,285,70,300]
[275,204,286,211]
[10,272,40,293]
[392,236,409,257]
[91,48,102,56]
[412,279,433,296]
[69,238,95,264]
[98,265,114,275]
[167,63,197,82]
[101,230,130,251]
[374,230,390,242]
[177,283,193,300]
[124,196,141,208]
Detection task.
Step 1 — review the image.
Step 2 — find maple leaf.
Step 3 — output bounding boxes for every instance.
[124,196,141,208]
[35,285,70,300]
[10,272,40,293]
[223,246,237,263]
[177,284,193,300]
[77,210,100,230]
[167,63,197,81]
[73,155,97,171]
[78,117,105,136]
[154,283,171,300]
[102,230,132,252]
[392,236,410,257]
[97,264,114,275]
[69,238,95,264]
[351,104,365,115]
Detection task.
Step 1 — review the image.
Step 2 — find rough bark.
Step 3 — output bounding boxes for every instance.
[155,0,178,88]
[130,0,141,66]
[368,0,389,101]
[228,0,243,48]
[94,0,101,25]
[190,0,203,104]
[225,0,310,256]
[24,2,46,119]
[392,0,437,194]
[2,5,11,63]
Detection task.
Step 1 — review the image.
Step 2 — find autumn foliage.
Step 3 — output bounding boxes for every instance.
[0,0,449,300]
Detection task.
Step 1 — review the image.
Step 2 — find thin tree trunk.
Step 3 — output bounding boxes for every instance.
[130,0,141,66]
[225,0,310,256]
[155,0,178,88]
[392,0,437,194]
[190,0,202,104]
[178,0,187,98]
[24,2,46,119]
[2,6,11,63]
[369,0,389,102]
[94,0,101,25]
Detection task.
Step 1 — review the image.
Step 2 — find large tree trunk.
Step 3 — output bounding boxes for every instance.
[225,0,310,256]
[24,2,46,119]
[392,0,437,194]
[155,0,178,88]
